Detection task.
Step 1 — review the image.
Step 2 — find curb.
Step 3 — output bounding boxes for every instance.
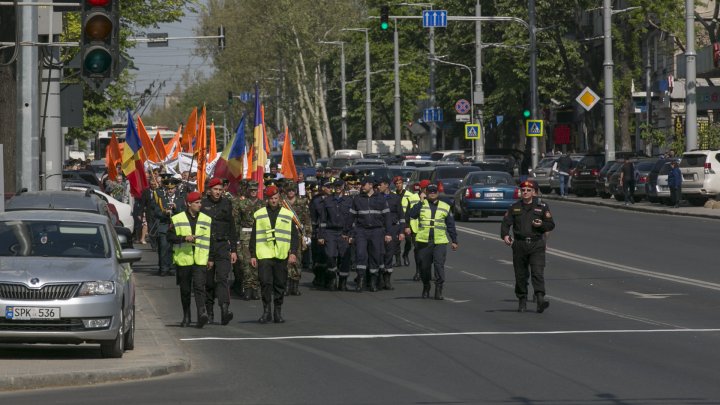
[542,194,720,220]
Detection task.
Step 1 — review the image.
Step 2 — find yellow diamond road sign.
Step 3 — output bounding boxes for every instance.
[576,86,600,111]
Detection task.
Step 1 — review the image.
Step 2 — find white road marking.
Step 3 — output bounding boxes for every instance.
[461,271,486,280]
[181,328,720,342]
[444,297,470,303]
[626,291,686,299]
[497,259,514,265]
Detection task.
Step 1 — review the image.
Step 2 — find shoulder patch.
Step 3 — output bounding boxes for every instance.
[545,211,552,219]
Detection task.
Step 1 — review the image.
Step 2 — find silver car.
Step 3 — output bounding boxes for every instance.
[0,210,142,358]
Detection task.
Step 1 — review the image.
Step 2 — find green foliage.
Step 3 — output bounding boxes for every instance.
[698,123,720,150]
[638,122,666,150]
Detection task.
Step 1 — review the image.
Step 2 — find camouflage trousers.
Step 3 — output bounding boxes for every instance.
[239,236,259,290]
[288,248,303,281]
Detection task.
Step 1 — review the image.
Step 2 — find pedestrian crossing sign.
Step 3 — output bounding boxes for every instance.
[526,119,543,137]
[464,124,480,140]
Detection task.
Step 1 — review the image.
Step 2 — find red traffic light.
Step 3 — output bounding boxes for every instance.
[86,0,111,6]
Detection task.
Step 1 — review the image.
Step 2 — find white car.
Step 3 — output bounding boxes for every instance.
[64,186,134,233]
[680,150,720,206]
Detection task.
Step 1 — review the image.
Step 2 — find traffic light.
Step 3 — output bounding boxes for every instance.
[228,91,233,105]
[80,0,120,92]
[523,109,531,119]
[380,5,389,31]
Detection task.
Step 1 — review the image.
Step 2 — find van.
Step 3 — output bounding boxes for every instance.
[333,149,363,159]
[680,150,720,205]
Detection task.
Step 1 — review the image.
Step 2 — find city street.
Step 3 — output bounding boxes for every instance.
[1,200,719,404]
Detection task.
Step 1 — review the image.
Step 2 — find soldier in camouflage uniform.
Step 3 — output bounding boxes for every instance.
[281,181,312,296]
[232,180,264,300]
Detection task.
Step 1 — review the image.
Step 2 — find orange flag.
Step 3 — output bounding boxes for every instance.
[166,125,182,159]
[245,145,254,179]
[182,107,198,153]
[280,127,298,180]
[106,131,122,181]
[209,121,218,162]
[136,116,160,163]
[196,105,208,193]
[153,131,168,161]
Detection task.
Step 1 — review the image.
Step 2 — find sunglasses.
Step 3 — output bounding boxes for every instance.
[521,188,534,192]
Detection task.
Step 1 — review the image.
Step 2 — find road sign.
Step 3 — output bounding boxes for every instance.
[576,86,600,111]
[526,119,543,137]
[423,107,444,122]
[455,114,470,123]
[422,10,447,28]
[240,92,252,102]
[465,124,480,140]
[454,99,470,114]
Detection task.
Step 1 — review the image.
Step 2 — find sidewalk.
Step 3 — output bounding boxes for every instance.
[0,247,190,392]
[542,193,720,220]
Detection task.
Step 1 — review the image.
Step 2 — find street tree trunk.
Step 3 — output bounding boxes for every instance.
[293,60,317,160]
[317,65,334,155]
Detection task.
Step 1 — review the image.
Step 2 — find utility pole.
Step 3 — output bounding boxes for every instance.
[393,19,401,155]
[17,1,40,192]
[41,45,62,191]
[474,1,484,162]
[342,28,372,153]
[429,25,437,150]
[603,0,615,162]
[528,0,538,168]
[685,0,697,151]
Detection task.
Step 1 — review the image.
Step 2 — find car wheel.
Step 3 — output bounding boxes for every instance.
[613,194,623,201]
[540,187,551,194]
[459,209,469,222]
[101,309,125,359]
[688,197,708,206]
[124,305,135,351]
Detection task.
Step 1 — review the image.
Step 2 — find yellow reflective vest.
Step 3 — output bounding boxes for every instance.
[415,199,450,244]
[254,207,294,260]
[401,190,421,233]
[171,211,212,266]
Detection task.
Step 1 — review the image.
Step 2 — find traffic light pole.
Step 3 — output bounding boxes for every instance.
[529,0,539,169]
[393,20,402,156]
[17,1,40,192]
[474,1,484,162]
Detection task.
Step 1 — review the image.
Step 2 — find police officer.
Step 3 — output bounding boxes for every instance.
[156,177,185,276]
[201,177,238,325]
[410,180,431,281]
[394,176,418,268]
[347,177,392,292]
[500,180,555,313]
[281,180,312,296]
[250,185,300,323]
[167,191,212,328]
[407,184,458,300]
[310,180,331,288]
[318,179,353,291]
[377,177,404,290]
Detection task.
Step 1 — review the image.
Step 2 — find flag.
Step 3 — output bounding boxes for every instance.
[214,115,246,194]
[121,109,149,198]
[166,125,182,159]
[209,121,218,162]
[153,130,168,161]
[137,116,161,163]
[106,131,122,181]
[252,85,267,196]
[196,105,208,193]
[182,107,197,153]
[244,145,253,180]
[280,127,298,180]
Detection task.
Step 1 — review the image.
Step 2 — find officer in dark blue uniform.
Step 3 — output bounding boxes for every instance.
[347,177,392,292]
[317,179,353,291]
[500,180,555,313]
[377,177,404,290]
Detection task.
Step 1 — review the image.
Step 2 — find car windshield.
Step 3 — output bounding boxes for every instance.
[436,168,475,179]
[636,160,657,171]
[0,220,109,258]
[468,173,514,186]
[681,154,707,168]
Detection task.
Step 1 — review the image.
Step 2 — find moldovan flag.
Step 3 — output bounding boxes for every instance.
[182,107,197,153]
[280,127,298,180]
[121,109,149,198]
[153,130,168,161]
[214,114,246,194]
[251,85,267,196]
[105,131,122,181]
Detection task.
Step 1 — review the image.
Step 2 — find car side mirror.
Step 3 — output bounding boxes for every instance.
[119,248,143,264]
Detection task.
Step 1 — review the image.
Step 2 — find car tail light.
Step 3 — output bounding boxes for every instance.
[591,169,599,177]
[465,187,474,199]
[704,162,715,174]
[513,188,520,199]
[572,169,579,178]
[437,181,444,193]
[638,175,648,184]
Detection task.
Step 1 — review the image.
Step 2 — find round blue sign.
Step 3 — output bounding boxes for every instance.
[455,99,470,114]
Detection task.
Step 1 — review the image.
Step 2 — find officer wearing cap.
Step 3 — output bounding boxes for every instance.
[347,176,392,292]
[407,183,458,300]
[377,177,404,290]
[232,180,263,300]
[281,180,312,295]
[500,180,555,313]
[200,177,238,325]
[317,179,353,290]
[250,185,300,323]
[167,191,213,328]
[394,175,419,268]
[309,180,332,287]
[409,180,431,281]
[156,177,185,276]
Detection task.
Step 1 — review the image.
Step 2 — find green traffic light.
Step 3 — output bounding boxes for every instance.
[523,110,531,118]
[381,22,389,30]
[84,48,112,75]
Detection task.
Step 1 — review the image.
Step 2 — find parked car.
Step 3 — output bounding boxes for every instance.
[452,171,519,221]
[608,158,659,201]
[315,158,328,169]
[402,159,435,167]
[339,165,391,182]
[532,157,559,194]
[387,165,417,185]
[596,160,621,198]
[569,154,606,197]
[0,210,142,358]
[470,160,515,177]
[429,165,478,198]
[64,186,134,233]
[430,150,465,161]
[646,160,673,205]
[407,166,436,186]
[352,158,387,166]
[269,150,316,178]
[63,170,104,192]
[679,150,720,206]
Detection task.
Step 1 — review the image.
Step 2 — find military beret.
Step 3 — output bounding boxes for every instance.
[418,180,431,189]
[519,180,539,191]
[207,177,222,188]
[186,191,202,203]
[264,185,279,197]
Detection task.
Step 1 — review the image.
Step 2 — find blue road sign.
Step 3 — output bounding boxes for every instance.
[240,92,252,102]
[422,10,448,28]
[423,107,444,122]
[464,124,480,140]
[272,138,279,149]
[455,99,470,114]
[525,119,543,137]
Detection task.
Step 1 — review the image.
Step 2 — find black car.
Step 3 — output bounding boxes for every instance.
[339,165,391,182]
[570,154,606,197]
[429,165,479,204]
[596,160,622,198]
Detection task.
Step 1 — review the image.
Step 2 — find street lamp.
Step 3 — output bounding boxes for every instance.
[341,28,372,154]
[319,41,348,149]
[430,57,474,154]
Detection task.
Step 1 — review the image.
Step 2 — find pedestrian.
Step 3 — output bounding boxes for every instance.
[377,177,405,290]
[200,177,238,326]
[393,175,418,268]
[553,153,572,197]
[232,180,264,300]
[410,179,431,281]
[500,180,555,313]
[250,185,300,323]
[520,152,532,182]
[668,159,682,208]
[281,180,312,295]
[317,179,353,290]
[310,181,331,288]
[407,184,458,300]
[619,158,637,206]
[167,191,213,328]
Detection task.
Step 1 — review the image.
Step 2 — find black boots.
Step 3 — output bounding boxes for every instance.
[180,305,191,327]
[251,288,261,300]
[403,255,410,267]
[243,288,252,301]
[273,305,285,323]
[421,283,431,298]
[369,273,379,292]
[536,293,549,313]
[220,303,234,325]
[356,275,364,292]
[206,305,215,325]
[377,272,386,290]
[412,270,420,282]
[383,272,394,290]
[290,279,302,295]
[518,297,527,312]
[434,285,444,300]
[258,304,272,324]
[394,254,403,268]
[196,309,208,329]
[338,276,348,291]
[326,273,337,291]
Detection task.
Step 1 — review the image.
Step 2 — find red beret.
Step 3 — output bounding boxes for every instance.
[264,185,279,197]
[392,175,404,183]
[186,191,202,203]
[520,180,538,190]
[207,177,222,188]
[418,180,431,189]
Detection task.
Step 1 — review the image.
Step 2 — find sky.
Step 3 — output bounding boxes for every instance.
[127,7,214,111]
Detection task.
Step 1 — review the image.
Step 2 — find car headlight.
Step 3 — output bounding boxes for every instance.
[78,281,115,296]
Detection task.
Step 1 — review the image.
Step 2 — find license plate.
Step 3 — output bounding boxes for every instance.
[682,174,695,181]
[536,173,546,177]
[659,186,669,191]
[484,192,503,199]
[581,171,591,175]
[5,306,60,320]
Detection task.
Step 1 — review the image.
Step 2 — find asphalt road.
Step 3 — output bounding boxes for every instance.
[3,200,720,404]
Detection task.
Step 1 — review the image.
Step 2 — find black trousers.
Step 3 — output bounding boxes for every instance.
[383,224,401,273]
[670,186,681,206]
[258,258,289,306]
[416,241,447,286]
[354,227,385,275]
[157,233,172,274]
[623,180,636,203]
[206,242,232,308]
[177,264,207,317]
[511,239,546,298]
[323,229,351,276]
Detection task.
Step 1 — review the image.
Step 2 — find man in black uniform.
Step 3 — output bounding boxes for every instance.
[201,177,238,325]
[500,180,556,313]
[317,179,353,291]
[309,181,331,288]
[377,177,404,290]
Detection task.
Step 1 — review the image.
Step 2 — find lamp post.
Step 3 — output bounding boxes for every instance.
[430,57,474,153]
[319,41,348,149]
[342,28,372,154]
